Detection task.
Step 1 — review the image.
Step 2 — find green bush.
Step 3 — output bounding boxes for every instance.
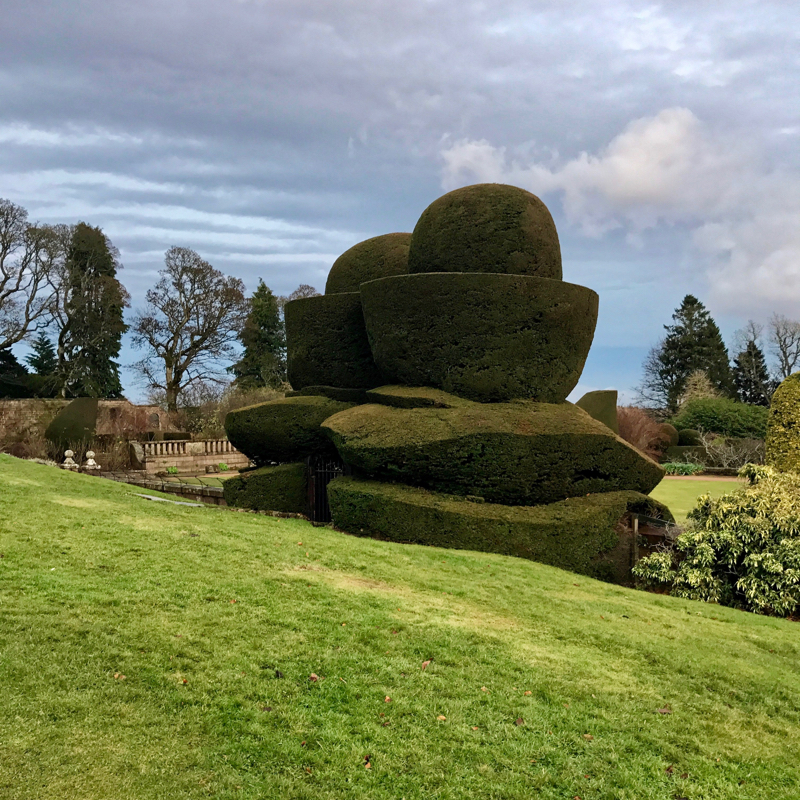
[328,476,672,584]
[286,386,369,404]
[285,293,382,390]
[166,466,178,475]
[678,428,702,446]
[662,462,704,475]
[407,184,562,280]
[659,423,679,447]
[360,273,598,403]
[671,397,768,439]
[323,397,665,506]
[324,233,411,294]
[44,398,99,452]
[766,372,800,473]
[222,462,307,513]
[633,464,800,616]
[575,390,618,433]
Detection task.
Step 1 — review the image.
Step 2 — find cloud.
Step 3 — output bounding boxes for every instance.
[440,108,800,315]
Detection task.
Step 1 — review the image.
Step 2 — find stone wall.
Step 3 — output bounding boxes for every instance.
[130,438,250,474]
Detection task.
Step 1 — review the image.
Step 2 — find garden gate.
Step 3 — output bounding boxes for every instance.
[307,454,350,523]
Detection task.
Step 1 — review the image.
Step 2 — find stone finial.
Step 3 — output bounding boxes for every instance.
[62,449,78,470]
[83,450,100,471]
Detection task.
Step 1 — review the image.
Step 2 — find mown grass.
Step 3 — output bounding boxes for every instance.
[1,454,799,799]
[650,477,743,523]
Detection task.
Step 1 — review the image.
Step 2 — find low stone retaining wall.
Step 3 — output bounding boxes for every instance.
[130,438,250,474]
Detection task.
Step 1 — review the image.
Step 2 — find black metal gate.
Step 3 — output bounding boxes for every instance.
[307,455,349,523]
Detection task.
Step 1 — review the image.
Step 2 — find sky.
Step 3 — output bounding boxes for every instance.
[1,0,798,403]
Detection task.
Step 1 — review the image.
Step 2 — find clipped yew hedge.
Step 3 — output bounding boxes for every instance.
[222,462,308,514]
[285,293,382,390]
[328,477,672,584]
[322,399,664,506]
[766,373,800,473]
[407,184,562,279]
[360,273,598,403]
[671,398,768,440]
[224,395,354,465]
[575,390,619,434]
[324,233,411,294]
[286,386,369,404]
[45,398,99,450]
[364,385,472,409]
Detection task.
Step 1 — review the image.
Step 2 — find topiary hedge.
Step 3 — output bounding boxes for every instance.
[407,184,562,280]
[671,398,768,439]
[44,398,99,451]
[224,395,354,465]
[575,390,619,434]
[322,399,664,506]
[328,476,672,584]
[360,273,598,403]
[766,373,800,473]
[364,385,472,409]
[286,386,369,404]
[222,462,307,513]
[678,428,702,446]
[659,423,679,448]
[324,233,411,294]
[285,293,383,390]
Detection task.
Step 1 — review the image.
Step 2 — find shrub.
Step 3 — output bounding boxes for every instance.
[166,466,179,475]
[633,464,800,616]
[659,423,679,447]
[325,233,411,294]
[662,462,704,475]
[678,428,702,446]
[222,462,307,513]
[696,432,764,469]
[671,397,768,439]
[575,390,619,433]
[44,398,99,452]
[617,406,670,460]
[218,462,229,472]
[766,372,800,473]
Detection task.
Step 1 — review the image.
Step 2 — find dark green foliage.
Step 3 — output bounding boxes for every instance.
[0,347,30,398]
[407,184,562,280]
[360,273,597,403]
[575,390,619,433]
[733,341,773,406]
[322,398,664,506]
[222,462,307,513]
[286,386,369,403]
[672,397,768,439]
[230,280,286,390]
[224,395,354,465]
[325,233,411,294]
[659,423,679,447]
[640,295,734,413]
[328,477,672,584]
[44,397,99,450]
[58,223,128,398]
[766,373,800,473]
[25,332,57,376]
[678,428,702,446]
[365,385,472,409]
[285,293,382,391]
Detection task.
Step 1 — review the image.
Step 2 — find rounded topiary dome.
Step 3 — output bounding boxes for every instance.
[766,373,800,473]
[407,184,562,279]
[325,233,411,294]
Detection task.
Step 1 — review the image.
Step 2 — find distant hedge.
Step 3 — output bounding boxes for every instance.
[325,233,411,294]
[222,462,307,514]
[44,398,99,451]
[328,477,672,584]
[407,184,562,280]
[671,398,768,439]
[766,373,800,473]
[285,293,382,390]
[323,398,664,506]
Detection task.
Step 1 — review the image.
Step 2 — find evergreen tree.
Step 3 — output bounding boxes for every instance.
[639,294,734,413]
[55,223,128,398]
[0,346,29,397]
[733,340,773,406]
[230,280,286,390]
[25,332,57,375]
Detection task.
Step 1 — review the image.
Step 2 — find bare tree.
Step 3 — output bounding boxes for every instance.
[0,199,64,350]
[131,247,248,412]
[768,314,800,380]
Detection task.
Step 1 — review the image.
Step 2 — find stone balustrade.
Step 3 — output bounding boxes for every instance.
[132,438,250,473]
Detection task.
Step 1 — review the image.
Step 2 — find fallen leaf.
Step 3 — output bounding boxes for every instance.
[261,706,272,712]
[305,767,311,774]
[382,721,390,727]
[297,542,303,546]
[524,691,532,696]
[515,717,524,726]
[472,726,479,730]
[309,673,319,682]
[113,672,126,680]
[481,686,488,692]
[437,715,447,721]
[656,707,672,715]
[301,741,306,746]
[275,670,284,679]
[364,762,371,769]
[385,696,391,703]
[665,765,674,775]
[582,734,594,740]
[563,703,570,708]
[341,622,346,626]
[182,678,188,684]
[421,660,431,670]
[229,599,237,604]
[681,773,689,780]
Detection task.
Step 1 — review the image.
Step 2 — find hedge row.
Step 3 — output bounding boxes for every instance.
[325,233,411,294]
[322,399,664,506]
[328,477,672,584]
[45,398,99,450]
[360,273,598,403]
[222,462,307,513]
[766,373,800,472]
[671,397,768,439]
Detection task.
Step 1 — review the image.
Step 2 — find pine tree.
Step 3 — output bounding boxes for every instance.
[56,223,128,398]
[25,332,57,375]
[230,280,286,390]
[640,294,734,413]
[733,341,773,406]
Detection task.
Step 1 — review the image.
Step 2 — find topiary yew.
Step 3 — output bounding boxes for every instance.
[766,373,800,473]
[325,233,411,294]
[407,184,562,279]
[360,273,597,403]
[222,462,307,513]
[575,390,619,434]
[322,397,664,506]
[45,398,99,451]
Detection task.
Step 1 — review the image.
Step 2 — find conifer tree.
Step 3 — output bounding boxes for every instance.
[25,331,57,376]
[733,340,773,406]
[230,280,286,390]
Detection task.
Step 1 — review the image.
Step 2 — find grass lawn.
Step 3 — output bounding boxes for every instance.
[1,454,799,799]
[650,477,744,524]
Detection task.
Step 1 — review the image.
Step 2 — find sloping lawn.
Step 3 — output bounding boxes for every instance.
[1,454,799,799]
[650,477,744,523]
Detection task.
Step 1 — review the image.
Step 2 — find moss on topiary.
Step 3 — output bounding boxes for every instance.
[285,293,382,391]
[360,273,597,403]
[766,373,800,473]
[364,385,472,409]
[575,390,619,434]
[678,428,702,446]
[222,462,307,513]
[224,395,355,465]
[45,398,99,451]
[325,233,411,294]
[328,477,673,584]
[407,184,562,279]
[286,386,369,404]
[322,399,664,506]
